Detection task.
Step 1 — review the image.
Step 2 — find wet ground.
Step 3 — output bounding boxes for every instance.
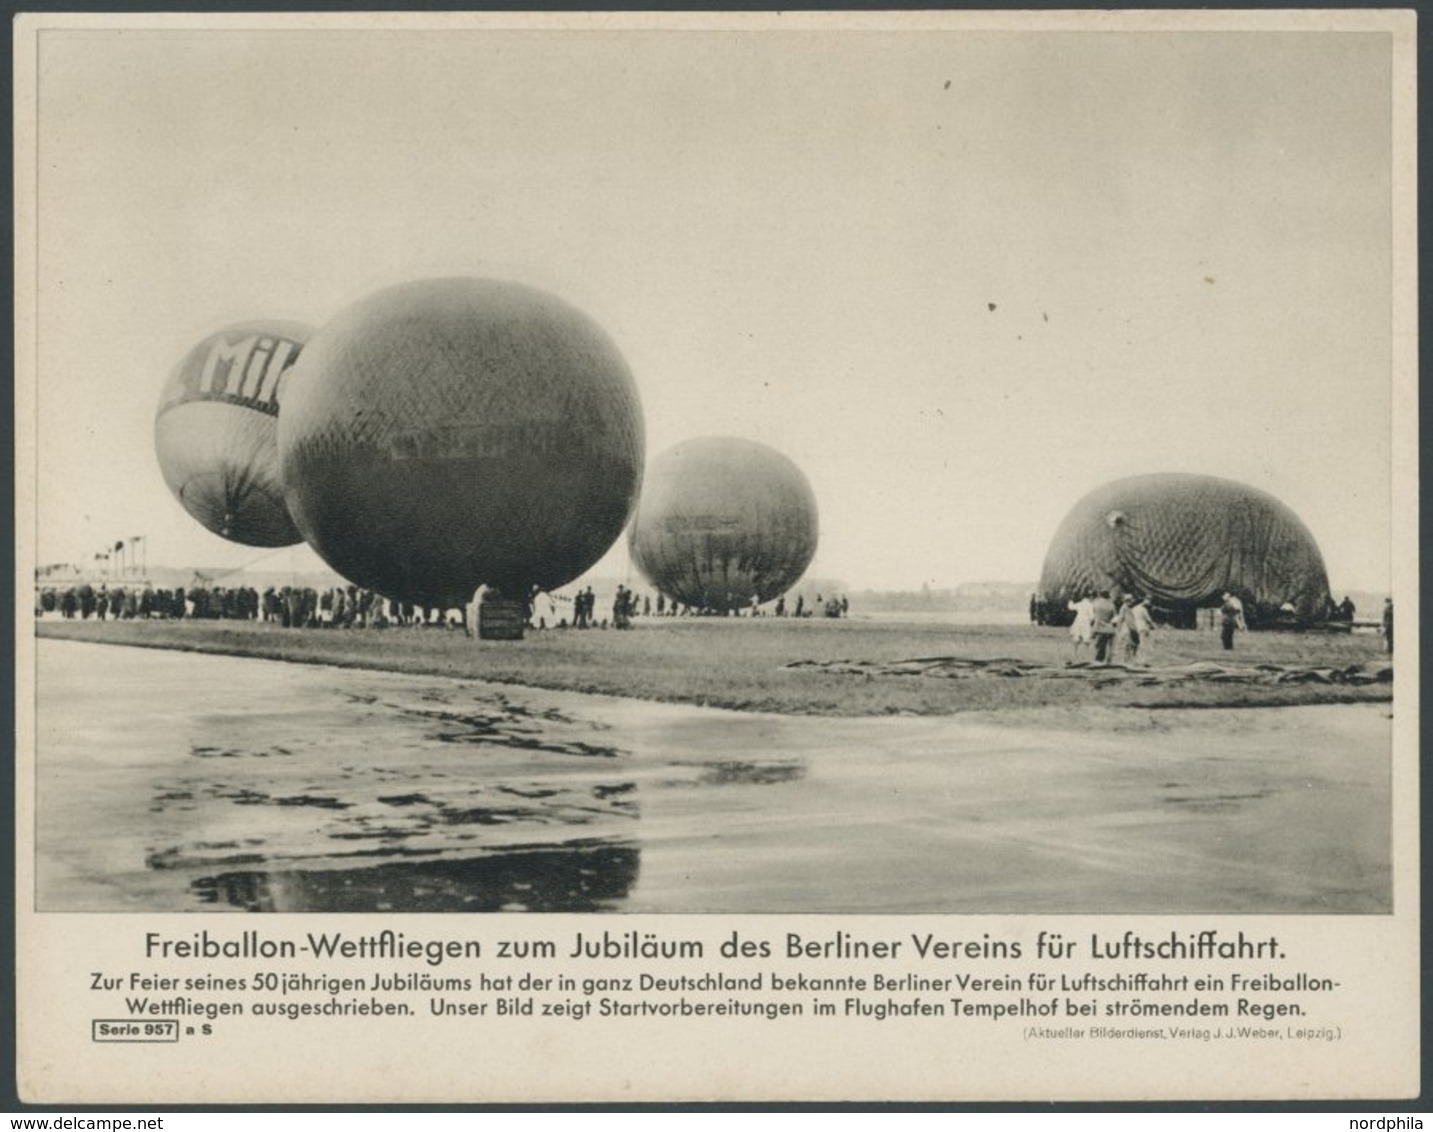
[33,640,1391,914]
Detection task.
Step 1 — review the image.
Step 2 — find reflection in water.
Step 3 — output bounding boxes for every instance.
[144,749,810,911]
[192,841,641,912]
[141,751,812,911]
[394,699,622,758]
[134,681,650,911]
[147,767,642,911]
[49,639,823,912]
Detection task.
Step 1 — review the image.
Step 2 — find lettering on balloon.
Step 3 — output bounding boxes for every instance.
[161,334,304,416]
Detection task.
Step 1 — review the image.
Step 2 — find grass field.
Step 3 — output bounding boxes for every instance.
[35,614,1392,720]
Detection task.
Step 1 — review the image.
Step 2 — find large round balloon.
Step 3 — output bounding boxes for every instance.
[155,321,312,547]
[1038,473,1332,625]
[628,436,818,611]
[277,278,644,606]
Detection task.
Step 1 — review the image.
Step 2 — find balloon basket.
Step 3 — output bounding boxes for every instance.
[478,598,527,641]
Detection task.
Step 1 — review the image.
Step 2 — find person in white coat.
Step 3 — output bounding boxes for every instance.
[1067,593,1095,657]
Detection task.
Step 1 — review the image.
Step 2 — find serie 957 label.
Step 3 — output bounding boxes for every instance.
[92,1019,179,1043]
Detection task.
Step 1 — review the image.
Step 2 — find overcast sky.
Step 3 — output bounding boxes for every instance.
[26,18,1402,593]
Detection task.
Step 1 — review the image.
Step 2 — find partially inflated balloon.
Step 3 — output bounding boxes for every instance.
[155,321,312,547]
[277,278,645,605]
[1038,473,1332,625]
[628,437,819,611]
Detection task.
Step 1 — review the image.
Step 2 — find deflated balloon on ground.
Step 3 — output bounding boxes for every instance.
[1037,473,1332,626]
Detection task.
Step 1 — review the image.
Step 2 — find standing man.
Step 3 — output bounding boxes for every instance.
[1219,592,1245,651]
[1381,598,1394,654]
[1089,590,1118,664]
[1120,596,1156,664]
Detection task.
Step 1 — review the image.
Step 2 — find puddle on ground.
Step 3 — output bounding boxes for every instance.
[37,640,1392,914]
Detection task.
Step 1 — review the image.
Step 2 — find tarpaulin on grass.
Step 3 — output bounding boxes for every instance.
[783,656,1392,687]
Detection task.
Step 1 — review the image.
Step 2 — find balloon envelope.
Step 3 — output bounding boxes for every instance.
[628,436,818,611]
[277,278,645,605]
[1038,473,1332,624]
[154,321,312,547]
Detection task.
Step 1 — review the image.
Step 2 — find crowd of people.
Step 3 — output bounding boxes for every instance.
[36,581,852,633]
[1058,587,1393,664]
[563,584,640,630]
[1064,588,1251,663]
[38,575,1391,659]
[547,587,849,626]
[35,583,451,628]
[1064,591,1160,665]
